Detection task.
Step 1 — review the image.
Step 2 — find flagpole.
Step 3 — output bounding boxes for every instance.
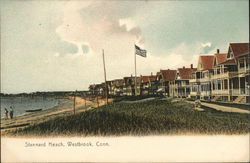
[102,49,108,105]
[134,45,137,96]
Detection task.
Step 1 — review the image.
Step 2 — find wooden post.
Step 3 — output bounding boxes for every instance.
[84,95,86,107]
[73,90,76,115]
[228,78,230,101]
[134,45,137,96]
[102,49,108,105]
[96,95,99,108]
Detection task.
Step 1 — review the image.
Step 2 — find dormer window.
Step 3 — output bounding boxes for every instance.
[229,51,234,59]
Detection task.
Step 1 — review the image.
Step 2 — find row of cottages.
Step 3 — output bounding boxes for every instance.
[88,42,249,103]
[190,43,249,103]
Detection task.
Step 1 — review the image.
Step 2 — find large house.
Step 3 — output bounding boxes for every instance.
[140,74,158,95]
[169,65,197,98]
[157,69,177,96]
[108,79,124,96]
[88,83,106,96]
[211,43,249,103]
[123,76,141,96]
[190,55,215,100]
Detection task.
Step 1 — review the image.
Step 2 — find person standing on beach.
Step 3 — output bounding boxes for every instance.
[4,108,9,119]
[9,106,14,119]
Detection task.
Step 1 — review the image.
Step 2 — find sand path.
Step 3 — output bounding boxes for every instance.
[201,102,250,114]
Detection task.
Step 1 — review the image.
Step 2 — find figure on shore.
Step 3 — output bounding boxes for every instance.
[9,106,14,119]
[4,108,9,119]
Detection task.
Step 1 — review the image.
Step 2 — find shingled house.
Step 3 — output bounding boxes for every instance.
[140,74,158,95]
[88,83,106,96]
[211,43,249,103]
[190,55,215,100]
[169,65,197,98]
[157,69,177,96]
[123,76,141,96]
[108,79,124,96]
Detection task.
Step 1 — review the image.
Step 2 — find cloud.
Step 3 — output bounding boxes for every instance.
[81,44,89,54]
[200,42,216,54]
[56,1,145,53]
[201,42,212,47]
[1,0,248,93]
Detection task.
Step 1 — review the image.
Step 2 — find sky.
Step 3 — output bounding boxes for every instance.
[0,0,249,93]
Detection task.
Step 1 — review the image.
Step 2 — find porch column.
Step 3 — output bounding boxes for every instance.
[184,82,186,97]
[239,77,241,95]
[231,78,234,96]
[245,77,247,95]
[244,57,246,72]
[227,79,230,101]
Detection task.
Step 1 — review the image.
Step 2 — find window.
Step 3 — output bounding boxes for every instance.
[239,61,244,68]
[229,51,234,59]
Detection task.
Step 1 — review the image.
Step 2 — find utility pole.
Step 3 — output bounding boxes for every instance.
[134,46,137,96]
[96,95,99,108]
[102,49,108,105]
[73,90,76,115]
[84,95,86,107]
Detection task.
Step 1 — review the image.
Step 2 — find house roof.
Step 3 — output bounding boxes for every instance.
[219,58,236,65]
[141,76,150,83]
[158,69,177,81]
[198,55,214,70]
[230,43,249,57]
[214,53,227,65]
[111,79,124,86]
[140,75,158,83]
[177,67,197,80]
[149,75,157,82]
[89,84,96,89]
[123,76,140,85]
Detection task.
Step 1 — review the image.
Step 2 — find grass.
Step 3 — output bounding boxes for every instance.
[11,97,249,136]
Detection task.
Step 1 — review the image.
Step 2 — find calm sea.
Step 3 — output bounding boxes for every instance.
[0,96,69,118]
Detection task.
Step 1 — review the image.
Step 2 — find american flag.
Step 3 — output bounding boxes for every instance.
[135,44,147,57]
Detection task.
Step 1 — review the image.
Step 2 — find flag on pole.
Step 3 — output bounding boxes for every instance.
[135,44,147,57]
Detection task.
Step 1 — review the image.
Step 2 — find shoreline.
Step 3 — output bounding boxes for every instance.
[1,96,110,135]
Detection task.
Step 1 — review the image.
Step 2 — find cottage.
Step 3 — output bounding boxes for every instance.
[190,55,214,100]
[211,43,249,103]
[156,69,177,96]
[169,65,197,98]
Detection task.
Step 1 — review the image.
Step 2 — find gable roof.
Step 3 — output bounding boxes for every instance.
[177,67,197,80]
[229,43,249,58]
[214,53,227,65]
[198,55,214,70]
[123,76,140,85]
[141,76,150,83]
[149,75,157,82]
[157,69,177,82]
[111,79,124,86]
[219,58,236,65]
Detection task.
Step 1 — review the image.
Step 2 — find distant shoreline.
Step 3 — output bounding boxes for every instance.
[1,96,108,136]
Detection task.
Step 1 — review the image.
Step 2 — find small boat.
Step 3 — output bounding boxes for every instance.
[25,109,42,112]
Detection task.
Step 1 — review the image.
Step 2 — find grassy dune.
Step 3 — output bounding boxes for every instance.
[12,97,249,136]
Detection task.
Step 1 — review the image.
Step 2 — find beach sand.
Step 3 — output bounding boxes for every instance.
[1,96,112,135]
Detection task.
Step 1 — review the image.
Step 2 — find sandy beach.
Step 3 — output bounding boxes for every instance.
[1,96,112,135]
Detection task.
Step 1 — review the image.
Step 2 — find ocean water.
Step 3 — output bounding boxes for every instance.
[0,96,69,118]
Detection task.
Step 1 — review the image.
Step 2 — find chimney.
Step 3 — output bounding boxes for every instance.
[191,64,193,69]
[217,49,220,54]
[151,72,153,76]
[183,66,185,69]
